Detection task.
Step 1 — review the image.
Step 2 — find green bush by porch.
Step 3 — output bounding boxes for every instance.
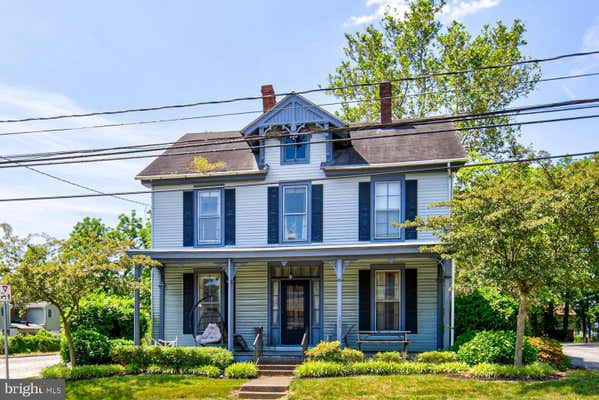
[224,362,258,379]
[110,345,234,371]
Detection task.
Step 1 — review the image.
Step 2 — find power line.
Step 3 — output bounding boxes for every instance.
[2,110,598,169]
[0,151,595,203]
[0,155,149,207]
[4,98,599,164]
[1,70,598,138]
[1,50,598,124]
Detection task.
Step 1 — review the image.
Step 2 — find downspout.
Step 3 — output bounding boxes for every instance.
[448,161,455,346]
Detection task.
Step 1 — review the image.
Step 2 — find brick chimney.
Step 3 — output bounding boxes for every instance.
[379,81,392,125]
[261,84,276,112]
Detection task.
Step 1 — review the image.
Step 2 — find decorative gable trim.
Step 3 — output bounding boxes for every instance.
[241,93,345,136]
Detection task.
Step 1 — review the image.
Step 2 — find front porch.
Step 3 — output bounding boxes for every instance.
[130,243,454,358]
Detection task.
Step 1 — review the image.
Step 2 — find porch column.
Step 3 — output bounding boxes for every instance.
[442,260,452,349]
[158,266,165,340]
[333,259,346,344]
[133,265,141,345]
[225,259,238,351]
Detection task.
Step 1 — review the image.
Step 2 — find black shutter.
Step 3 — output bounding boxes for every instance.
[311,184,323,242]
[359,270,372,330]
[224,189,236,245]
[405,180,418,240]
[405,269,418,333]
[183,273,194,334]
[183,191,194,247]
[267,186,279,244]
[358,182,371,241]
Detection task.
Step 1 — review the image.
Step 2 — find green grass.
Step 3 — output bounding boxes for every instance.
[289,370,599,400]
[66,375,245,400]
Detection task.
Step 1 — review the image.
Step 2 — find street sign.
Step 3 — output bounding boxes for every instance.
[0,285,10,302]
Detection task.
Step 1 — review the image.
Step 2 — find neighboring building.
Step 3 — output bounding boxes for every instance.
[131,83,467,356]
[0,302,60,335]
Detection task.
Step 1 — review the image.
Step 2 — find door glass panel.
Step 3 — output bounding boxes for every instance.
[198,273,221,331]
[286,284,305,330]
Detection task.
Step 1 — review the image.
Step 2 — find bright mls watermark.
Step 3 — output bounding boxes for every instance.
[0,379,64,399]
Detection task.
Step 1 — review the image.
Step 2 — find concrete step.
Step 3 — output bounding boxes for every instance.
[241,384,288,393]
[238,391,286,399]
[258,364,296,370]
[258,369,294,377]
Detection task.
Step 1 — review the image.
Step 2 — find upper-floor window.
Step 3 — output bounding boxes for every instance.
[281,135,309,164]
[198,189,222,244]
[283,185,308,242]
[374,181,401,239]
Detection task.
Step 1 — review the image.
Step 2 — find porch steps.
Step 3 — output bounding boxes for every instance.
[238,361,297,399]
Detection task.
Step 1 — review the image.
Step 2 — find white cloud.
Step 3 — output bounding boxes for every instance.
[582,16,599,51]
[569,16,599,77]
[345,0,500,27]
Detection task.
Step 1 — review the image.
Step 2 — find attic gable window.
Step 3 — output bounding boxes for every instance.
[281,134,309,164]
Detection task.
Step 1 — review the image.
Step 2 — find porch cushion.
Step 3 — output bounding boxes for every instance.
[196,323,222,345]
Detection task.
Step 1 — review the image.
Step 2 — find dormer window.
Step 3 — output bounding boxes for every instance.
[281,135,309,164]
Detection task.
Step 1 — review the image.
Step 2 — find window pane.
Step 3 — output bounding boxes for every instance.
[285,215,307,241]
[375,182,387,197]
[376,302,400,330]
[285,140,296,160]
[388,182,401,196]
[296,142,307,159]
[285,187,306,213]
[375,195,387,210]
[385,271,400,300]
[199,218,220,242]
[388,195,401,209]
[199,191,220,215]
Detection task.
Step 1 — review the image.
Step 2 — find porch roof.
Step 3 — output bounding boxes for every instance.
[128,241,439,263]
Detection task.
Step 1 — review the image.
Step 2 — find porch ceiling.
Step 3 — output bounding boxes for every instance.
[128,241,440,263]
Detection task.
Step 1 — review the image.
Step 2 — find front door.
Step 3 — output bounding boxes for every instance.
[281,280,309,345]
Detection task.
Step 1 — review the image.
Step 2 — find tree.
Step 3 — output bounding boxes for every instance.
[420,156,598,366]
[111,210,151,250]
[6,233,157,366]
[328,0,539,157]
[0,223,29,276]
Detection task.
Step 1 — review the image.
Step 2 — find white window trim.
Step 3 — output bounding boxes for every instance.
[282,184,308,242]
[197,189,222,245]
[374,181,402,240]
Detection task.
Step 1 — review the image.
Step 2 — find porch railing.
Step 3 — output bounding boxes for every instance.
[253,328,263,363]
[300,331,309,361]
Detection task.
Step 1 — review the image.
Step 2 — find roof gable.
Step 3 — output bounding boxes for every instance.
[241,93,345,136]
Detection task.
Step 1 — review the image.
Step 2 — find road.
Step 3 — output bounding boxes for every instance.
[0,354,61,379]
[562,343,599,371]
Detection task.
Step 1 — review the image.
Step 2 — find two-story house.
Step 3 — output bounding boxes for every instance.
[130,83,467,357]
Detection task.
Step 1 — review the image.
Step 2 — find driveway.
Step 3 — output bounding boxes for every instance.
[0,354,61,379]
[562,343,599,371]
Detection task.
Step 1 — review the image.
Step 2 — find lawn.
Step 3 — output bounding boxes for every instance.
[66,375,245,400]
[289,370,599,400]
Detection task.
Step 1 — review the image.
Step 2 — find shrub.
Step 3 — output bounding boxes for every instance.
[429,362,469,374]
[457,331,538,366]
[61,329,112,365]
[455,287,518,337]
[349,360,399,375]
[374,351,403,363]
[110,345,234,370]
[225,362,258,379]
[341,348,364,363]
[451,330,478,351]
[527,337,569,369]
[304,341,344,363]
[72,294,149,340]
[416,351,458,364]
[183,365,222,378]
[109,338,134,348]
[469,362,555,379]
[295,361,348,378]
[41,364,125,380]
[0,330,61,354]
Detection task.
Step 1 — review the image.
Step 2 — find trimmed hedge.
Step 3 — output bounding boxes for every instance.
[61,329,112,365]
[469,362,556,379]
[294,360,552,379]
[416,351,458,364]
[457,331,538,366]
[374,351,403,363]
[224,362,258,379]
[0,330,60,354]
[41,364,126,381]
[110,345,234,370]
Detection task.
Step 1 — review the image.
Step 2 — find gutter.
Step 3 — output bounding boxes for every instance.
[136,167,269,186]
[321,157,468,176]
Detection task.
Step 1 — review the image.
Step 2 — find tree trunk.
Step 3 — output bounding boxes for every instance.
[562,295,570,342]
[514,289,528,367]
[62,317,76,367]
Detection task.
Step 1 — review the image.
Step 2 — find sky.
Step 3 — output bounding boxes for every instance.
[0,0,598,238]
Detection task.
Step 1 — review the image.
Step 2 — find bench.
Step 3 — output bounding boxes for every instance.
[355,330,411,358]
